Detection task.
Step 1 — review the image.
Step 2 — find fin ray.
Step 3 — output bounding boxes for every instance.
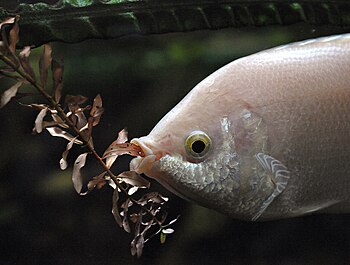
[252,153,290,221]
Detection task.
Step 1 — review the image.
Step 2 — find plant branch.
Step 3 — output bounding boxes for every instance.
[1,52,123,185]
[0,16,177,257]
[1,52,164,224]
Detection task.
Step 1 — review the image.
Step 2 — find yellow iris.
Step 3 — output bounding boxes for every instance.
[185,131,211,159]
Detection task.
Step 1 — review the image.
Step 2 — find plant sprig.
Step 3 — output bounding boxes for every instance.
[0,16,178,257]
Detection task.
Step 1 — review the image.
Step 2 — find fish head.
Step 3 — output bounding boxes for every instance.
[130,116,238,206]
[129,65,268,218]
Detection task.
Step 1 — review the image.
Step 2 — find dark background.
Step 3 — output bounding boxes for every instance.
[1,1,350,264]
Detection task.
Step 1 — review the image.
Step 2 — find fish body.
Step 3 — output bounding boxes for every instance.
[130,34,350,221]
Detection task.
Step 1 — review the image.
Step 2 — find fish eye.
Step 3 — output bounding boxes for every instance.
[185,131,211,159]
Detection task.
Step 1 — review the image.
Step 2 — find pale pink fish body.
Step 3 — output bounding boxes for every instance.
[130,34,350,221]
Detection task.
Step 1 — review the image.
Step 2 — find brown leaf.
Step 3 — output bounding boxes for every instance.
[51,59,63,103]
[0,17,15,54]
[19,46,36,81]
[85,116,94,140]
[128,186,138,195]
[90,94,103,126]
[167,216,180,226]
[39,44,52,89]
[78,122,89,133]
[24,103,48,110]
[103,142,142,159]
[84,171,107,194]
[134,213,142,236]
[96,179,107,189]
[51,114,69,128]
[0,17,15,30]
[9,15,19,55]
[72,153,88,194]
[112,189,123,228]
[131,234,145,258]
[0,81,22,108]
[137,192,168,206]
[77,113,93,148]
[75,111,87,130]
[162,228,174,234]
[34,107,48,133]
[41,120,60,129]
[59,137,76,170]
[121,199,133,209]
[122,199,131,233]
[107,178,117,189]
[122,216,131,233]
[103,129,143,169]
[46,127,83,144]
[154,194,169,204]
[130,213,139,224]
[117,171,150,188]
[93,107,104,126]
[90,94,102,115]
[117,128,128,143]
[65,95,88,112]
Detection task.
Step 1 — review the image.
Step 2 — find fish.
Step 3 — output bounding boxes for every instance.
[128,34,350,221]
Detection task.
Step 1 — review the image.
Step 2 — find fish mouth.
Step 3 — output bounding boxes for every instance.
[130,138,185,198]
[130,138,194,202]
[130,137,154,157]
[130,136,185,197]
[129,137,158,175]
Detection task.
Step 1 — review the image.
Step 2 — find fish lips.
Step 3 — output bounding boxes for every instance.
[130,137,159,175]
[130,137,193,200]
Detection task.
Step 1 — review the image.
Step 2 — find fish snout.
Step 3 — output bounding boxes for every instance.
[130,137,154,157]
[129,137,160,175]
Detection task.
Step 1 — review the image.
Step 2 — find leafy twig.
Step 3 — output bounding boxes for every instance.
[0,16,178,257]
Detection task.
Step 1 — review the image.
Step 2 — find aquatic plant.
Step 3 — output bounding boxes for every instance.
[0,16,178,257]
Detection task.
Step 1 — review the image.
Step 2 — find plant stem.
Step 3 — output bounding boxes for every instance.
[1,52,125,186]
[1,51,162,224]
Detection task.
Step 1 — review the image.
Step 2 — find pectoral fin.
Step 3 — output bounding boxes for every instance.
[252,153,290,221]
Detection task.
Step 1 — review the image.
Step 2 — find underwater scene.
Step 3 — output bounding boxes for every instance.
[0,1,349,264]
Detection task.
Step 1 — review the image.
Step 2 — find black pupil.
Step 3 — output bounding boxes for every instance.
[192,140,206,154]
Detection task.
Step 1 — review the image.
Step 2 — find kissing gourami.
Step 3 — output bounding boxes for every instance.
[129,34,350,221]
